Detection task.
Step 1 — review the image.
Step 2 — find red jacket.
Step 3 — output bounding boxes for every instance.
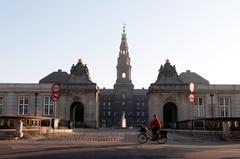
[151,118,161,128]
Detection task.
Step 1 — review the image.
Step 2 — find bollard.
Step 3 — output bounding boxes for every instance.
[52,118,60,129]
[15,119,23,138]
[222,121,230,140]
[234,121,239,128]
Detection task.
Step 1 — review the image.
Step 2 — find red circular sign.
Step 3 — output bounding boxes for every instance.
[189,93,195,103]
[189,82,195,93]
[51,93,60,101]
[51,84,60,92]
[51,83,60,101]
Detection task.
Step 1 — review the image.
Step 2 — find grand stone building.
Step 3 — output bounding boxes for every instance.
[1,27,240,130]
[0,59,99,128]
[0,27,148,129]
[148,59,240,129]
[99,27,148,127]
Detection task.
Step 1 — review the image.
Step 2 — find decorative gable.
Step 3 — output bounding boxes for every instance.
[67,59,92,83]
[155,59,182,84]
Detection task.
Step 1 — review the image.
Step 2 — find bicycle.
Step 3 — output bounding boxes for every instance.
[137,126,167,144]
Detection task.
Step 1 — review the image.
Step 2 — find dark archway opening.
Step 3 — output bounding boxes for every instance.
[163,102,177,129]
[70,102,84,128]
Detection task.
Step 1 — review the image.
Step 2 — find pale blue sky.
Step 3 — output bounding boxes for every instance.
[1,0,240,88]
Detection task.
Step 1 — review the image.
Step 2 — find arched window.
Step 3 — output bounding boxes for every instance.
[122,72,126,78]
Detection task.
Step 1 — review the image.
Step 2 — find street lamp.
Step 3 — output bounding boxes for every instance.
[210,94,214,118]
[34,93,38,116]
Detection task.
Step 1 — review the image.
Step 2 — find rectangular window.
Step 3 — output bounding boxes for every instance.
[108,111,111,117]
[219,98,224,105]
[219,97,231,117]
[18,96,29,115]
[194,97,204,118]
[44,96,54,115]
[0,96,3,114]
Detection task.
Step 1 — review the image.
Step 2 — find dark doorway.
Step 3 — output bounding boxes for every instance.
[163,102,177,129]
[70,102,84,128]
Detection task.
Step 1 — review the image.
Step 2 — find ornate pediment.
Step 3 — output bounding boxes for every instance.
[155,59,182,84]
[67,59,92,83]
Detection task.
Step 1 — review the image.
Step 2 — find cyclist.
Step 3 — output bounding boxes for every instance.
[150,114,162,139]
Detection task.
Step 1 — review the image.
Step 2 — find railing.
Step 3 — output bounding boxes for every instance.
[0,116,52,129]
[177,118,240,130]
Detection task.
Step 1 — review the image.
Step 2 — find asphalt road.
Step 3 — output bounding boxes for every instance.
[1,142,240,159]
[0,130,240,159]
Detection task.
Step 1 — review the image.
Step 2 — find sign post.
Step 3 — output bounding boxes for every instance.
[189,82,195,129]
[51,83,60,102]
[189,82,195,103]
[51,83,60,129]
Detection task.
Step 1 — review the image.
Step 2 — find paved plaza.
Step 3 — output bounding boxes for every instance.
[0,129,240,159]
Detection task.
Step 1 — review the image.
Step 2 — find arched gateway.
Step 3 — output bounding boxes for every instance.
[163,102,177,128]
[70,102,84,128]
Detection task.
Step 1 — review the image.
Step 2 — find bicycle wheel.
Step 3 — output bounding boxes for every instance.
[137,134,148,144]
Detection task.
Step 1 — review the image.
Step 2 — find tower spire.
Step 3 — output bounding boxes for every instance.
[120,24,128,53]
[114,25,133,89]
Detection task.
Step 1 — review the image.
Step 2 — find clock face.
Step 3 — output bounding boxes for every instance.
[189,82,195,93]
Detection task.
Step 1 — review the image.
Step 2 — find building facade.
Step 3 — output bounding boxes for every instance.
[148,59,240,129]
[0,59,99,128]
[1,27,240,130]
